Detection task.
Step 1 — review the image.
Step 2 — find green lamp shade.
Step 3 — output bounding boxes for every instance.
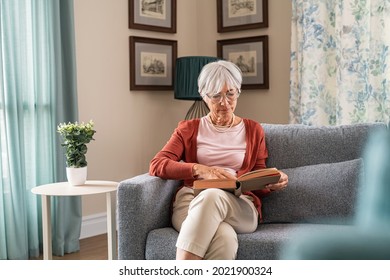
[174,56,219,100]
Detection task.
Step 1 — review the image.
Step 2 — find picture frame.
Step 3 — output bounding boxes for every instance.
[217,0,268,33]
[129,0,176,33]
[129,36,177,90]
[217,36,269,89]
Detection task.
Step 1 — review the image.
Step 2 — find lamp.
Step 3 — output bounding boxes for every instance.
[174,56,219,120]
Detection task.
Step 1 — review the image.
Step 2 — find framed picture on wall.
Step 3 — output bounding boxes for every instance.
[217,0,268,32]
[129,0,176,33]
[129,36,177,90]
[217,36,269,89]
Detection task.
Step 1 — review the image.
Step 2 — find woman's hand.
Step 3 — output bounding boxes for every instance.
[192,164,236,180]
[266,170,288,191]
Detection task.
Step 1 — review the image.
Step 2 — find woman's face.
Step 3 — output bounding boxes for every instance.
[205,84,238,122]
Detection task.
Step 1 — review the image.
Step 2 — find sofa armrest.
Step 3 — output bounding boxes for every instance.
[117,173,181,259]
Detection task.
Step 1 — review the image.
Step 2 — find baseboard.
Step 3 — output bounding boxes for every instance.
[80,212,108,239]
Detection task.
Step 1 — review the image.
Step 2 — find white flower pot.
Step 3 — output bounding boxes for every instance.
[66,166,87,186]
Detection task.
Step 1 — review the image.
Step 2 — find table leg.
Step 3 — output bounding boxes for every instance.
[41,195,52,260]
[106,191,117,260]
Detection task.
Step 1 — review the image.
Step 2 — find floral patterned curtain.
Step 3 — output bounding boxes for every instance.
[290,0,390,125]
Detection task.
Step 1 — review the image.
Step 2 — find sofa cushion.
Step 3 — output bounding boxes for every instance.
[262,123,385,169]
[145,224,354,260]
[237,223,354,260]
[261,158,363,224]
[146,227,177,260]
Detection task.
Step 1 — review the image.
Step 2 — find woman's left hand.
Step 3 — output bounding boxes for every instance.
[266,171,288,191]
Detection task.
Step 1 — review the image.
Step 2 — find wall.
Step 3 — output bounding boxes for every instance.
[73,0,292,234]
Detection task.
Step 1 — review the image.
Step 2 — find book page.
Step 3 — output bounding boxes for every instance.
[238,168,279,181]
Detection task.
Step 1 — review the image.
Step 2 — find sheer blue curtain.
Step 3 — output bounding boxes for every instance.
[0,0,81,259]
[290,0,390,125]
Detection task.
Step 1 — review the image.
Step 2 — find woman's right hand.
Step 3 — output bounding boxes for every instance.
[192,164,237,180]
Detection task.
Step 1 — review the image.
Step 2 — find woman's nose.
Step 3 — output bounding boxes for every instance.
[219,96,229,106]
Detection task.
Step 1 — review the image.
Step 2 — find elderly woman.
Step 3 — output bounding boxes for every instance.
[150,60,288,260]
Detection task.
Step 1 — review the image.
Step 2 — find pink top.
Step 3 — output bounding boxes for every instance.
[197,116,246,176]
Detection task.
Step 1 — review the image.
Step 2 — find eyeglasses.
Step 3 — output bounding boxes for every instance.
[205,88,241,104]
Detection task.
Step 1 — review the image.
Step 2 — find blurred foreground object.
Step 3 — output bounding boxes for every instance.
[281,129,390,260]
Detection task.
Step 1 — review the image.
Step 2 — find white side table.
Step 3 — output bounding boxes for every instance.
[31,180,118,260]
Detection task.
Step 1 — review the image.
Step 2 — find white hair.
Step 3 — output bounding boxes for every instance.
[197,60,242,98]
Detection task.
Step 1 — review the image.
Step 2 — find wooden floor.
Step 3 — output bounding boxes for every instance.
[30,234,110,260]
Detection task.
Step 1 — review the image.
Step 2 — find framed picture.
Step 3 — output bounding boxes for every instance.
[217,0,268,32]
[217,36,269,89]
[129,36,177,90]
[129,0,176,33]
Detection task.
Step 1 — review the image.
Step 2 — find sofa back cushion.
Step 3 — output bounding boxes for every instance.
[262,123,386,169]
[261,158,363,224]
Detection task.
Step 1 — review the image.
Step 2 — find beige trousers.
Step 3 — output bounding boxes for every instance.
[172,187,258,260]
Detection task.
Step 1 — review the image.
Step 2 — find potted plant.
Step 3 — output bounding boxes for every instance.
[57,120,96,185]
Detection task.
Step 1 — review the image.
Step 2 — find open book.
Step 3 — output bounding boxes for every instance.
[193,168,281,197]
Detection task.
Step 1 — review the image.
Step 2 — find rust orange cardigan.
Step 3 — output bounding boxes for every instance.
[150,118,271,221]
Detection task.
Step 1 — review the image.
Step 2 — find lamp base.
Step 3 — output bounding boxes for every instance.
[185,100,209,120]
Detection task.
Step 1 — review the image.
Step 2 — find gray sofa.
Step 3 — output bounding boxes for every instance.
[117,122,386,260]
